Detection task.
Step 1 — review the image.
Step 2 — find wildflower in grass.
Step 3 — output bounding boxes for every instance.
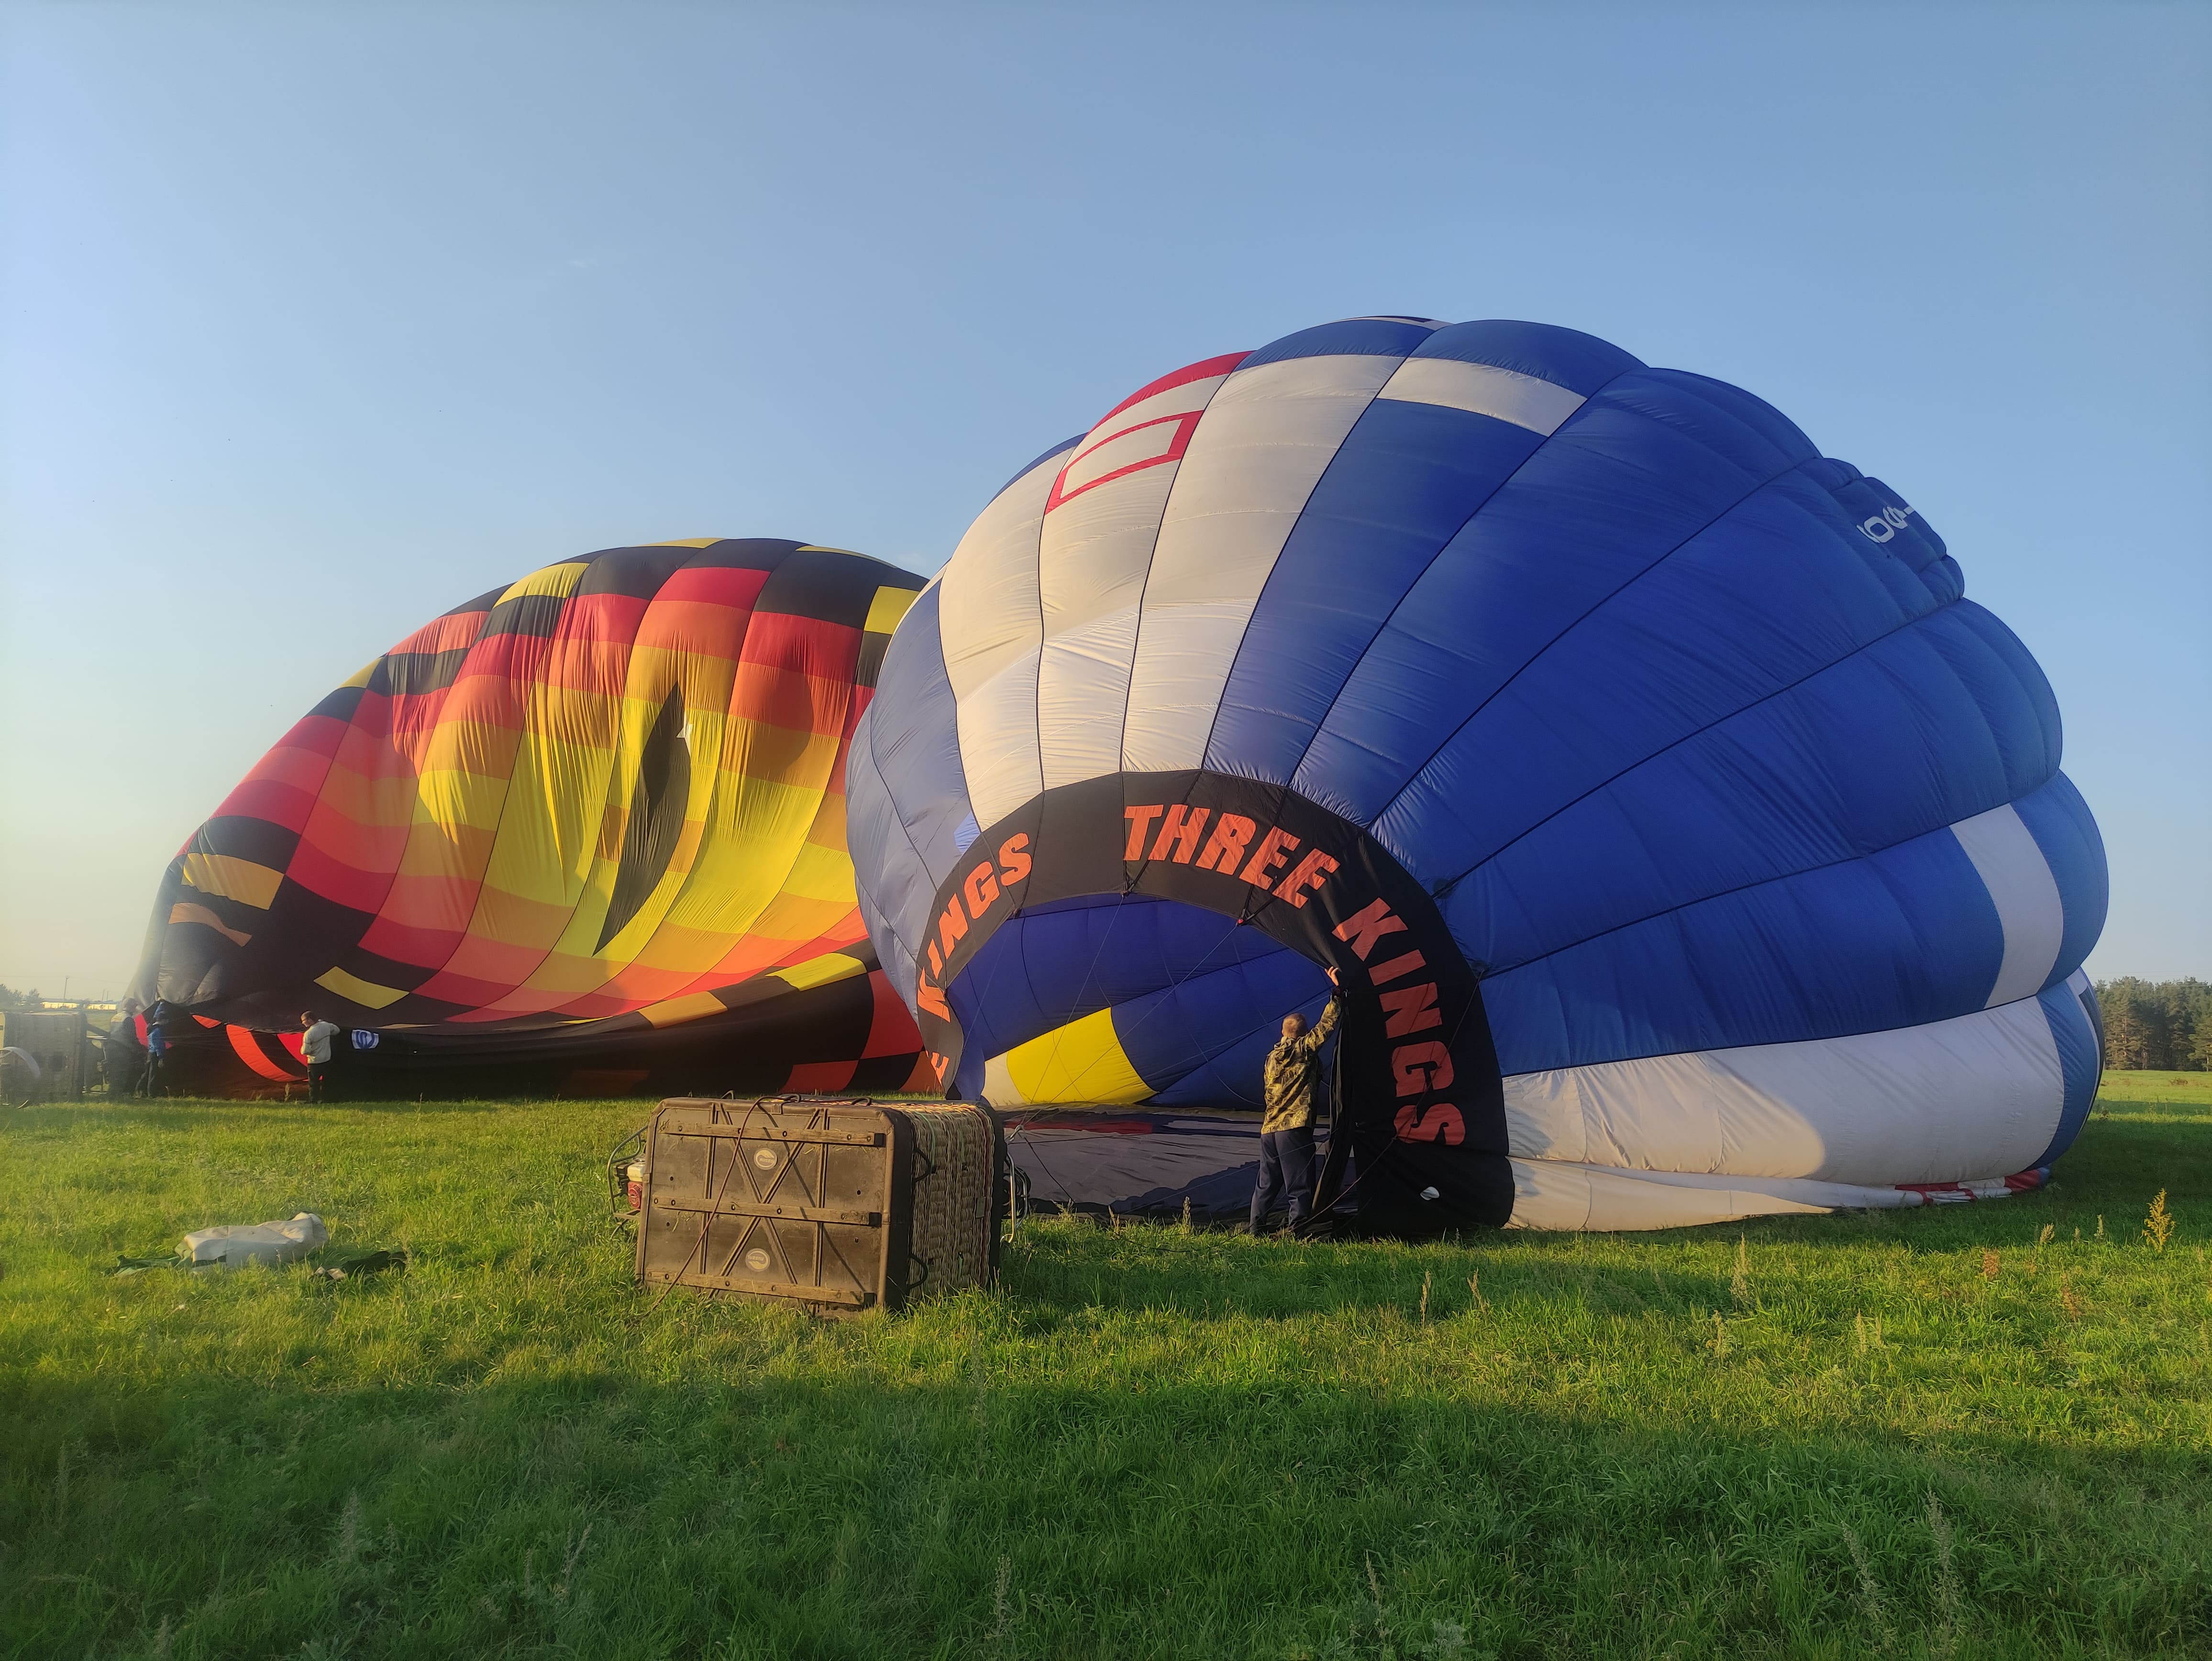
[2059,1274,2084,1322]
[1925,1493,1963,1661]
[1840,1522,1896,1651]
[2143,1190,2175,1253]
[1980,1249,2000,1280]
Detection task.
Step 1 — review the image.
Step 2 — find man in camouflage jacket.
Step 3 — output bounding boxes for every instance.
[1248,968,1341,1234]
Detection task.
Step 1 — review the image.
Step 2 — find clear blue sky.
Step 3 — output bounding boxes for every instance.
[2,2,2206,1000]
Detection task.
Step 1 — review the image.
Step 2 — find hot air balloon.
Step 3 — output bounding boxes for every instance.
[849,319,2106,1232]
[137,539,935,1099]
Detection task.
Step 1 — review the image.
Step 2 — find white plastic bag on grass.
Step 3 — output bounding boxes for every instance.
[180,1213,328,1269]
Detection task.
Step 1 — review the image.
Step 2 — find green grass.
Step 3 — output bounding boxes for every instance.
[3,1075,2209,1660]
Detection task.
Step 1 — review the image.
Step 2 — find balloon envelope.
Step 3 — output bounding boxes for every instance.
[850,319,2106,1231]
[139,538,933,1097]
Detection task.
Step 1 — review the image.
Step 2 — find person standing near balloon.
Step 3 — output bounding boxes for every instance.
[1249,968,1341,1235]
[141,1002,172,1097]
[299,1012,341,1104]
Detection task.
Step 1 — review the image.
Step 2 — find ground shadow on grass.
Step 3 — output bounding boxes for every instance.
[4,1365,2208,1661]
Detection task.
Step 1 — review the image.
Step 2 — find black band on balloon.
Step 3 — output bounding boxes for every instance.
[910,771,1512,1233]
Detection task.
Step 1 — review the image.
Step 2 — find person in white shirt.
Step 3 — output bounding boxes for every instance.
[299,1012,343,1103]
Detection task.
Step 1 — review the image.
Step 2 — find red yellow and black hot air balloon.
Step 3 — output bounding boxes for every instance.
[134,538,935,1098]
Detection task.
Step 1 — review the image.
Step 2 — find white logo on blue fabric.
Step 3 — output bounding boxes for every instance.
[1858,503,1917,543]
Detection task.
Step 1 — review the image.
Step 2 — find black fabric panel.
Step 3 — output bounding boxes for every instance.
[854,632,891,690]
[597,685,691,950]
[443,589,505,618]
[482,592,567,640]
[576,546,699,599]
[756,548,900,629]
[306,686,365,723]
[193,816,301,873]
[378,646,475,697]
[687,538,798,572]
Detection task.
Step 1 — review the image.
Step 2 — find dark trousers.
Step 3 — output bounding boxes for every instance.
[141,1054,165,1097]
[1250,1125,1317,1229]
[307,1061,333,1104]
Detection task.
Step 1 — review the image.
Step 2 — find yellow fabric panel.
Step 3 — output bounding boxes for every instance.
[656,771,819,936]
[621,919,750,976]
[459,884,577,952]
[1005,1008,1154,1105]
[411,768,510,833]
[729,890,857,951]
[650,537,722,548]
[394,821,496,877]
[637,990,731,1028]
[864,584,920,636]
[181,852,284,909]
[315,966,408,1009]
[496,949,622,996]
[805,788,847,850]
[722,719,841,787]
[770,951,866,991]
[777,838,858,904]
[498,562,589,603]
[340,660,378,689]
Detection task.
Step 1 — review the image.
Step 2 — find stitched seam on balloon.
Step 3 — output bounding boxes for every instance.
[1341,377,1809,852]
[1113,353,1250,782]
[1470,617,2052,980]
[1123,356,1391,912]
[1444,587,2054,908]
[1267,363,1643,805]
[851,700,942,999]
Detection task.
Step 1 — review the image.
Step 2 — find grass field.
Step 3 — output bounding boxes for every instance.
[3,1074,2208,1659]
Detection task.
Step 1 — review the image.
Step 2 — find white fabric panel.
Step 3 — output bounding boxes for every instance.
[1036,370,1236,791]
[1120,354,1403,774]
[1504,1162,2033,1232]
[1950,803,2066,1007]
[1502,996,2066,1187]
[938,454,1058,828]
[1376,357,1586,436]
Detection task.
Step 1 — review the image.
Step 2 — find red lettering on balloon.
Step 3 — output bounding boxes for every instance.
[1150,805,1210,863]
[1393,1102,1465,1145]
[1381,981,1441,1038]
[1194,814,1256,872]
[1239,826,1301,889]
[1391,1041,1453,1097]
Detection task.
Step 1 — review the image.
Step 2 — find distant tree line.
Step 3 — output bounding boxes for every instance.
[2095,978,2212,1071]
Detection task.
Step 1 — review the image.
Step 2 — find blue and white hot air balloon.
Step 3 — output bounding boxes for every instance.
[849,318,2105,1232]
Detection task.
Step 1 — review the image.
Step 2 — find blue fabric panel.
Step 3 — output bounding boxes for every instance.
[2011,771,2109,987]
[1921,602,2063,803]
[848,583,973,994]
[1447,604,2056,979]
[2031,979,2101,1167]
[1237,318,1434,368]
[946,896,1296,1086]
[1479,819,2008,1072]
[1112,950,1333,1107]
[1150,995,1333,1109]
[1374,464,1957,889]
[1205,399,1548,783]
[1295,369,1820,828]
[1409,319,1645,394]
